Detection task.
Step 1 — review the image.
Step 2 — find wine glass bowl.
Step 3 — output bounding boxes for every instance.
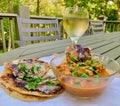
[63,7,89,44]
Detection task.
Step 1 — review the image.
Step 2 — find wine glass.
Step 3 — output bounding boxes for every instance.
[63,6,89,44]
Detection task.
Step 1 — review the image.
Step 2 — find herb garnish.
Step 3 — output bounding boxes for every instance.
[94,74,99,78]
[77,63,86,67]
[46,79,58,86]
[22,71,28,78]
[25,78,57,90]
[24,77,45,90]
[18,63,27,71]
[17,63,57,91]
[25,77,45,82]
[87,66,98,74]
[31,66,41,74]
[25,82,37,90]
[72,71,88,78]
[70,56,80,62]
[91,59,99,64]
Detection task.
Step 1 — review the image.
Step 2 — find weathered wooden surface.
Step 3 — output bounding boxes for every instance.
[17,17,61,46]
[0,18,6,52]
[90,20,104,35]
[0,32,120,66]
[1,13,120,52]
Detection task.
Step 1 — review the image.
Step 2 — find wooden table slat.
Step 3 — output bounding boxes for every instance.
[0,32,120,65]
[92,42,120,54]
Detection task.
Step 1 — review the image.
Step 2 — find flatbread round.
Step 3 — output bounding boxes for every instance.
[0,58,64,101]
[0,67,63,98]
[0,82,50,102]
[0,69,63,97]
[4,58,50,78]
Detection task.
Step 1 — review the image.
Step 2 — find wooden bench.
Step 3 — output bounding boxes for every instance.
[16,17,61,46]
[90,21,104,35]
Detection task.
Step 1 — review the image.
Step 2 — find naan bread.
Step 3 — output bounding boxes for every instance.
[0,58,64,101]
[0,82,50,102]
[4,58,49,78]
[0,68,63,97]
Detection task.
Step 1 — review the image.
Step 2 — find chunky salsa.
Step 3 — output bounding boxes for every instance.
[55,44,110,97]
[56,44,109,78]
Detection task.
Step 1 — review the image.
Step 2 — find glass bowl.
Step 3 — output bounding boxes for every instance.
[50,54,120,98]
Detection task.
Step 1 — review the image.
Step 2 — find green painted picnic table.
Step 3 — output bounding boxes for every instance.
[0,32,120,66]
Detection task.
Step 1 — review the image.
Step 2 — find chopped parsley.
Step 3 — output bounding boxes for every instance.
[94,74,99,78]
[68,62,73,67]
[87,66,98,74]
[70,56,80,62]
[18,63,27,71]
[16,61,59,91]
[46,79,58,86]
[72,71,88,78]
[69,67,75,72]
[25,77,45,82]
[91,59,99,64]
[24,77,45,90]
[24,77,58,90]
[25,82,38,90]
[77,63,86,67]
[22,71,28,78]
[72,71,78,77]
[80,73,89,78]
[31,66,41,74]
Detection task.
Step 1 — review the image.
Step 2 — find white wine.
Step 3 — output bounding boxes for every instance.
[63,17,89,43]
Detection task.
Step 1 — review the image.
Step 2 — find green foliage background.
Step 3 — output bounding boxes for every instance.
[0,0,119,53]
[0,0,119,20]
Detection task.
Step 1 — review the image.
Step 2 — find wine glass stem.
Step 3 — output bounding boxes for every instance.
[74,40,78,44]
[71,39,78,44]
